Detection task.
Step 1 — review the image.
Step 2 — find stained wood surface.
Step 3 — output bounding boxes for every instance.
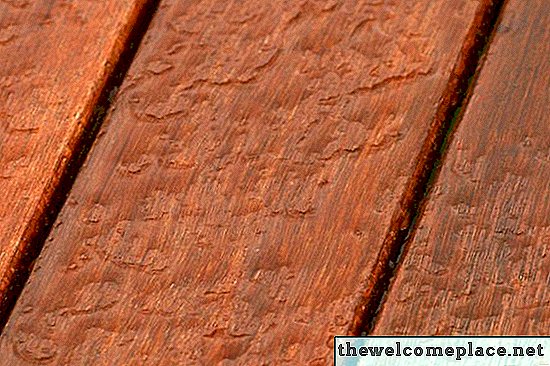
[1,1,488,364]
[374,0,550,335]
[0,0,151,311]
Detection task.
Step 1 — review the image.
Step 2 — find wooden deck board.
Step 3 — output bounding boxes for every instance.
[374,0,550,335]
[1,0,502,364]
[0,0,153,319]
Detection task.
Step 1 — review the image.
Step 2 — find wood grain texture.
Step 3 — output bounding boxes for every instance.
[0,0,152,313]
[1,1,486,364]
[374,0,550,335]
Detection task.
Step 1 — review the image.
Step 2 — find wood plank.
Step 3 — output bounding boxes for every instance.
[0,1,153,320]
[1,0,491,363]
[374,0,550,335]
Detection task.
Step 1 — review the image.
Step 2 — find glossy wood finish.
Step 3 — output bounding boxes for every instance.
[374,0,550,335]
[0,0,152,314]
[1,0,507,364]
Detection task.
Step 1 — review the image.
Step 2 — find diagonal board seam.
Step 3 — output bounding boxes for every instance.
[0,0,161,334]
[350,0,508,335]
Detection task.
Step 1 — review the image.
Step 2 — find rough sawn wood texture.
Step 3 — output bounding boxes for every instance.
[0,0,151,317]
[2,0,489,364]
[374,0,550,335]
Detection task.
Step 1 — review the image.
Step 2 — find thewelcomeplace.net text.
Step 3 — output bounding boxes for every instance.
[338,341,545,361]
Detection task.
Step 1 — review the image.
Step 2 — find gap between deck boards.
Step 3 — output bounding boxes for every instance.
[349,0,508,335]
[0,0,161,334]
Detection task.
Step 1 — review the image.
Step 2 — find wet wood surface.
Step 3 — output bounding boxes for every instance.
[374,0,550,335]
[0,0,151,314]
[0,0,490,364]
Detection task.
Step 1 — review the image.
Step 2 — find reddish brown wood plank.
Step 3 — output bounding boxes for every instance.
[374,0,550,335]
[2,0,489,364]
[0,1,153,317]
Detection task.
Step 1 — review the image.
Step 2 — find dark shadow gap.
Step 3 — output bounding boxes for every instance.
[349,0,508,335]
[0,0,161,333]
